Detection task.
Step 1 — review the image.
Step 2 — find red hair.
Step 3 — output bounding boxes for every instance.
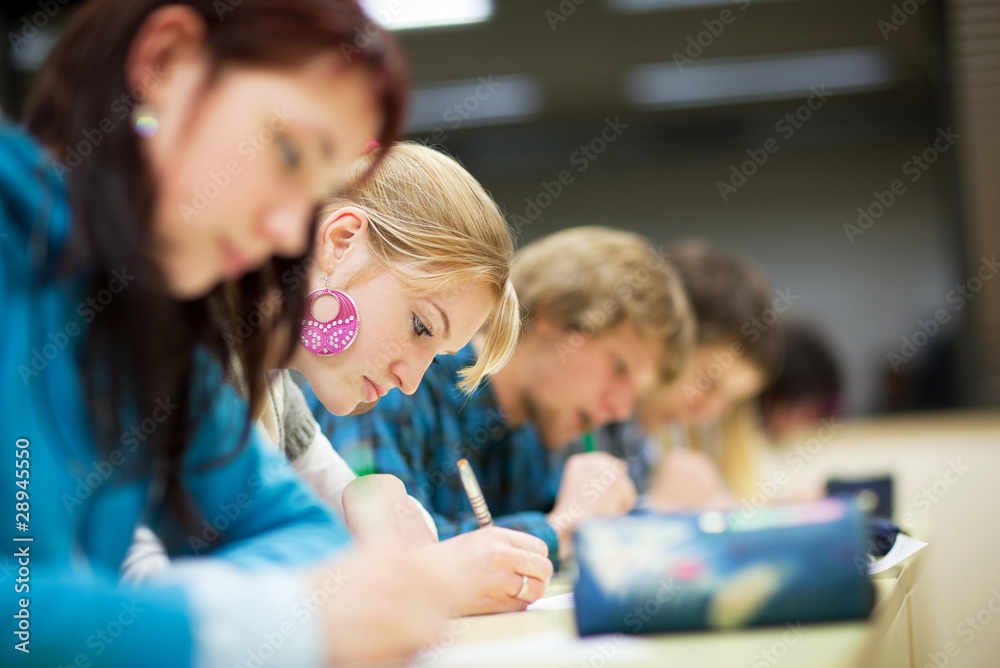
[22,0,409,536]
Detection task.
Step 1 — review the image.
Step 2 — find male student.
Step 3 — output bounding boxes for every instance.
[305,227,694,563]
[567,240,785,507]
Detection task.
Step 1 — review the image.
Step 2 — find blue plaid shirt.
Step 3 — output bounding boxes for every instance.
[303,345,561,560]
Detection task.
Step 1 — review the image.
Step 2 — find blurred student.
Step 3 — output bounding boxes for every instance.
[647,241,785,506]
[1,2,465,666]
[307,226,695,563]
[747,321,845,503]
[125,143,553,613]
[575,240,784,509]
[759,321,843,443]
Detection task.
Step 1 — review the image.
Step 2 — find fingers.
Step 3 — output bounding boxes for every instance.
[512,546,554,583]
[507,573,528,598]
[523,575,547,603]
[474,527,553,585]
[471,573,545,614]
[618,478,639,513]
[496,527,550,557]
[507,573,547,603]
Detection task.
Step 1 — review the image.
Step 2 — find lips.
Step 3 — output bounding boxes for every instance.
[363,376,387,403]
[218,239,254,278]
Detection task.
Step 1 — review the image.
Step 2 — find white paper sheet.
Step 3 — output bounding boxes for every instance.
[868,534,928,574]
[526,592,575,611]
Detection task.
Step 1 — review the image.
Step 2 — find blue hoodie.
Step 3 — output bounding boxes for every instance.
[0,118,351,667]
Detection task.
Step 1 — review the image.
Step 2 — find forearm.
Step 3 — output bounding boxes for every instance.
[175,385,354,567]
[495,512,561,568]
[7,573,193,668]
[8,564,328,668]
[156,561,327,668]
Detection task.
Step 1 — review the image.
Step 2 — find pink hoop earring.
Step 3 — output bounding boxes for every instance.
[300,284,360,356]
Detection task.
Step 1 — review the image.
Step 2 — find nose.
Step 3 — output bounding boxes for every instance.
[389,350,435,396]
[685,384,724,421]
[603,378,637,424]
[697,395,731,422]
[258,201,313,258]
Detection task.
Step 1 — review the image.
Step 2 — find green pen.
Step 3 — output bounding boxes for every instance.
[582,416,597,453]
[354,446,375,477]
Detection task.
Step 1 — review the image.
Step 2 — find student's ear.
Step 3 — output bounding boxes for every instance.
[315,206,371,269]
[126,6,208,111]
[528,312,567,341]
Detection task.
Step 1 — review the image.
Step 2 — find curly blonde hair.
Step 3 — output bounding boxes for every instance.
[511,226,694,383]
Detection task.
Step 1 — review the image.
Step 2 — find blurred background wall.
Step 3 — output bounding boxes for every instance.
[2,0,997,416]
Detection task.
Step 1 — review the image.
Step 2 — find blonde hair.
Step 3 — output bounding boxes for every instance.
[511,226,695,383]
[718,402,762,499]
[321,142,519,392]
[655,405,762,501]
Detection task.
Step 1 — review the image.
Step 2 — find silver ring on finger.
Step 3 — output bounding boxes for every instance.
[515,574,531,601]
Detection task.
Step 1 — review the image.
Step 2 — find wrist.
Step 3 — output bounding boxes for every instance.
[545,512,572,549]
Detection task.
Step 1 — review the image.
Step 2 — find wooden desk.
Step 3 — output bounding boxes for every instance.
[429,561,915,668]
[424,410,999,667]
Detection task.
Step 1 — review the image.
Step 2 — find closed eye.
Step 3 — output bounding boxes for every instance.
[412,313,433,337]
[277,133,301,170]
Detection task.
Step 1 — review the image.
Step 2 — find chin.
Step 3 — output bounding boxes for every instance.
[311,389,352,417]
[166,269,216,301]
[348,399,379,416]
[539,430,571,452]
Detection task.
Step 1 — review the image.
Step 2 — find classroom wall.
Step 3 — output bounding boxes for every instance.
[391,0,981,416]
[454,123,961,416]
[1,0,976,416]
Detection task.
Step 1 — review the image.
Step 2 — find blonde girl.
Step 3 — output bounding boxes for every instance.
[127,143,553,614]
